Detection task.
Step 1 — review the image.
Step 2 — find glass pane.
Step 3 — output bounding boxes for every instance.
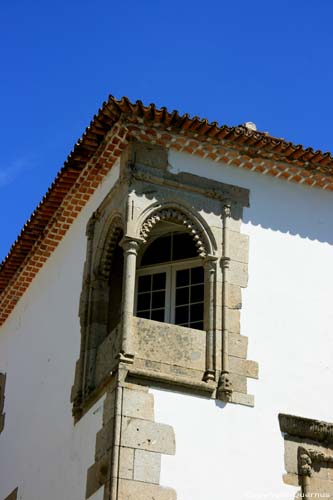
[190,321,204,331]
[151,309,165,321]
[190,303,204,322]
[138,275,151,293]
[137,292,151,311]
[152,290,165,309]
[141,235,171,265]
[172,233,197,261]
[137,310,150,319]
[176,269,189,287]
[152,272,166,290]
[191,266,204,284]
[175,305,189,324]
[191,284,204,303]
[176,286,189,306]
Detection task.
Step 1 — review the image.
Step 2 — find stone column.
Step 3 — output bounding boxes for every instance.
[119,237,141,363]
[217,202,233,400]
[203,256,218,382]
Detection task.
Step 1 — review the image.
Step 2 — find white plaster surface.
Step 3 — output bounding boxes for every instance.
[0,160,119,500]
[150,151,333,500]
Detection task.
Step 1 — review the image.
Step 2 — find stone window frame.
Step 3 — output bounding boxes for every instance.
[72,143,258,420]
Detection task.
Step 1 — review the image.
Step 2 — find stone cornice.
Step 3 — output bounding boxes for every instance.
[279,413,333,443]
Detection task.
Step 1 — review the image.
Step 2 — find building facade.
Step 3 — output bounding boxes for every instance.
[0,97,333,499]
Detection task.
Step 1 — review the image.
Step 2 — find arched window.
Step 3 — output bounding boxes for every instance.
[135,229,204,330]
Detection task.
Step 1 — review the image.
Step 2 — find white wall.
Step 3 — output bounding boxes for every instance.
[150,151,333,500]
[0,161,120,500]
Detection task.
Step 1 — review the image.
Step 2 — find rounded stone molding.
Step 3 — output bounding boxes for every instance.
[98,217,124,278]
[139,206,212,259]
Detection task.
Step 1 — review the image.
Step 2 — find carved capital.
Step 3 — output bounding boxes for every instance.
[298,447,313,477]
[120,237,142,255]
[204,255,218,273]
[222,201,232,218]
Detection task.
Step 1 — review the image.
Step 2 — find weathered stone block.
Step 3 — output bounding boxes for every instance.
[134,142,168,170]
[308,477,333,496]
[229,356,259,379]
[95,418,114,461]
[118,447,134,480]
[86,454,109,498]
[95,328,121,385]
[0,372,6,415]
[0,413,5,434]
[230,391,254,407]
[227,308,240,334]
[122,388,154,421]
[134,449,161,484]
[228,373,247,393]
[118,479,176,500]
[227,230,249,264]
[121,417,176,455]
[133,317,206,371]
[227,260,248,288]
[228,333,248,358]
[103,390,116,425]
[224,283,242,309]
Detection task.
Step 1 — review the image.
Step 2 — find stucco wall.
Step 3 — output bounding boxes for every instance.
[0,161,120,500]
[151,151,333,499]
[1,149,333,500]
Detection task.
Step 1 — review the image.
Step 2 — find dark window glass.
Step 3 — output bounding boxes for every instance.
[176,269,189,287]
[191,284,204,303]
[152,291,165,309]
[190,303,204,322]
[141,232,198,266]
[191,266,204,284]
[190,321,204,331]
[176,286,189,306]
[175,305,189,324]
[141,235,171,265]
[137,292,151,311]
[137,310,150,319]
[138,275,151,293]
[172,233,197,261]
[151,309,165,321]
[152,273,166,290]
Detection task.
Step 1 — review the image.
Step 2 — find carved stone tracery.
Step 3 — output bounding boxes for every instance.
[139,208,209,259]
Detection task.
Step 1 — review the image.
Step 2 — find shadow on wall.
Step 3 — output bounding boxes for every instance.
[241,172,333,245]
[169,152,333,245]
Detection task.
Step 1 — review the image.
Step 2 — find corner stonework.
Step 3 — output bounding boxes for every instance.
[279,413,333,499]
[86,370,176,500]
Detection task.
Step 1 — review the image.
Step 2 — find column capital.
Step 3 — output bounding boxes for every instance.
[203,255,218,271]
[119,236,142,254]
[222,201,232,218]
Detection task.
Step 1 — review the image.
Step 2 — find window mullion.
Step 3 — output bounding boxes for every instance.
[169,266,175,324]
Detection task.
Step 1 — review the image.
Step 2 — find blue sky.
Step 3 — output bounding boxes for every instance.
[1,0,333,262]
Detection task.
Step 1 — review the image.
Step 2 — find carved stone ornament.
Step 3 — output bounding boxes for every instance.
[279,413,333,444]
[139,208,209,258]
